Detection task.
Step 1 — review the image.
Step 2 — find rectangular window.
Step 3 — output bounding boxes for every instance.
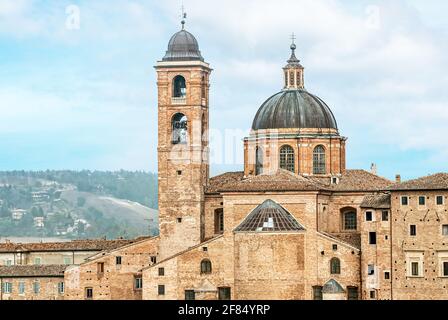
[343,212,357,230]
[410,225,417,236]
[158,285,165,295]
[150,256,157,265]
[365,211,373,221]
[2,282,12,294]
[419,196,426,206]
[437,196,444,205]
[34,257,41,265]
[347,287,359,300]
[58,282,64,294]
[135,277,143,290]
[411,262,419,276]
[332,244,338,251]
[368,265,375,276]
[116,256,122,265]
[401,196,409,206]
[97,262,104,274]
[370,290,376,299]
[443,225,448,236]
[369,232,377,245]
[6,260,12,266]
[85,287,93,299]
[312,286,323,300]
[63,257,71,265]
[218,287,231,300]
[158,267,165,276]
[384,272,390,280]
[443,262,448,277]
[382,210,389,221]
[185,290,195,300]
[33,282,40,294]
[19,282,25,294]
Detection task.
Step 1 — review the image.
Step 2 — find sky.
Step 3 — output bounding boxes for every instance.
[0,0,447,181]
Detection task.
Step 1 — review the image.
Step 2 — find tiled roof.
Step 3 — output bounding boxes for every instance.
[208,170,327,193]
[0,265,67,278]
[388,173,448,191]
[234,199,305,233]
[319,232,361,250]
[0,238,144,253]
[206,169,391,194]
[312,170,392,192]
[205,171,245,193]
[360,193,391,209]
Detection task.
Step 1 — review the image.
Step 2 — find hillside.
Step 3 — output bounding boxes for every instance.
[0,171,159,240]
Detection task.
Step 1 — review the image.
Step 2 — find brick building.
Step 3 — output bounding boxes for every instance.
[3,20,448,300]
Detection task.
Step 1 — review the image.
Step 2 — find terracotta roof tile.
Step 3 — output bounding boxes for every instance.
[0,238,142,253]
[0,265,67,277]
[208,169,327,193]
[388,173,448,191]
[312,170,392,192]
[360,193,391,209]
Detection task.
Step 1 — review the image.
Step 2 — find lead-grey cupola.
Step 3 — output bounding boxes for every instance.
[251,41,338,131]
[162,23,204,62]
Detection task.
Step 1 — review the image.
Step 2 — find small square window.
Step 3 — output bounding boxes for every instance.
[365,211,373,221]
[63,257,71,265]
[410,225,417,236]
[382,211,389,221]
[203,247,208,252]
[158,267,165,276]
[116,256,122,265]
[419,196,426,206]
[34,257,41,265]
[332,244,338,251]
[33,282,40,294]
[401,196,409,206]
[384,272,390,280]
[177,170,182,176]
[150,256,157,264]
[177,218,182,223]
[369,232,377,245]
[368,264,375,275]
[370,290,376,299]
[437,196,444,205]
[385,235,389,240]
[443,225,448,236]
[158,285,165,295]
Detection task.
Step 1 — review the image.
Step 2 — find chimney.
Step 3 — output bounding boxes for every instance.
[395,174,401,183]
[370,163,377,175]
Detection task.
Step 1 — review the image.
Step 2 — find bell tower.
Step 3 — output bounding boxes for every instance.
[156,18,212,258]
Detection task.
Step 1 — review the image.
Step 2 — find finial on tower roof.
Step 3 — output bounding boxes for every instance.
[287,33,300,64]
[181,4,187,30]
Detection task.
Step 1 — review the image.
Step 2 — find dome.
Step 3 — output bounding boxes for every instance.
[251,89,338,131]
[162,29,204,62]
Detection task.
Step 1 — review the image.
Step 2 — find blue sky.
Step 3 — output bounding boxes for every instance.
[0,0,447,181]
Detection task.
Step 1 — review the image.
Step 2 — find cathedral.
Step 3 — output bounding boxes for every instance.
[6,20,447,301]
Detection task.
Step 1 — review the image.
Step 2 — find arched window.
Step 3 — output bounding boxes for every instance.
[172,113,188,145]
[255,147,263,176]
[279,145,295,173]
[214,209,224,234]
[173,75,186,98]
[330,258,341,274]
[200,259,212,274]
[313,145,326,175]
[342,209,357,231]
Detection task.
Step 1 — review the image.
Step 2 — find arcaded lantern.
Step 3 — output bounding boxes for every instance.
[283,38,305,90]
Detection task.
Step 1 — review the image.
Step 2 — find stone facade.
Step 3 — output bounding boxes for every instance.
[64,237,159,300]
